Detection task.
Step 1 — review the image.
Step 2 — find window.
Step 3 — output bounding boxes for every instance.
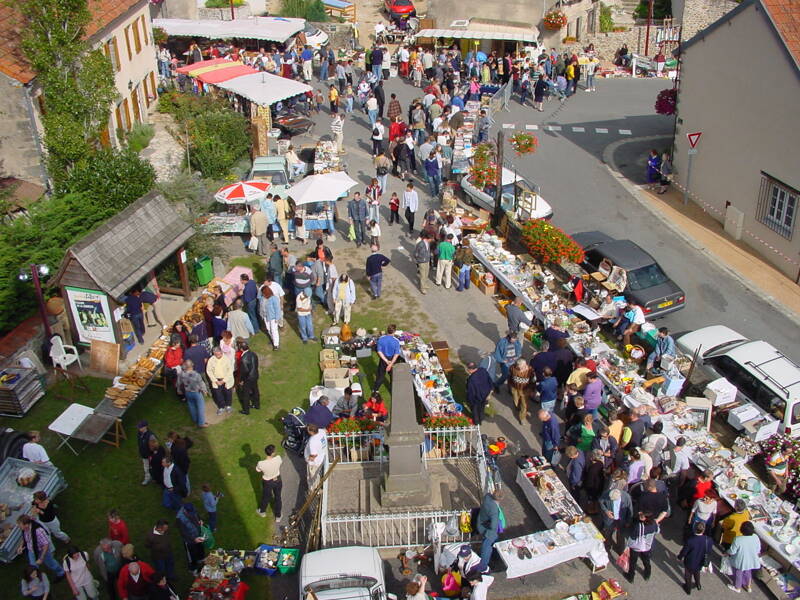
[627,263,669,291]
[792,401,800,425]
[105,37,120,72]
[132,20,142,54]
[757,173,798,239]
[124,26,132,60]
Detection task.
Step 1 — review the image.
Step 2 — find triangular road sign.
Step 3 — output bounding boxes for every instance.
[687,132,702,148]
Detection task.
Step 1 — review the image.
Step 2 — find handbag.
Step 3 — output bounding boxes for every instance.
[248,236,259,251]
[294,216,304,226]
[720,555,733,576]
[348,223,356,241]
[200,524,216,551]
[615,547,630,572]
[550,448,562,467]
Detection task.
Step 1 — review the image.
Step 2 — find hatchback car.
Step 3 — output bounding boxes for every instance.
[385,0,416,19]
[573,231,686,318]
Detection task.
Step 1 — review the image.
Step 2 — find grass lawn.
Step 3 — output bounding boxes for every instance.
[0,253,452,598]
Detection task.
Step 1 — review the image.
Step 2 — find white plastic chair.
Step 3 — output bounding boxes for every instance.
[50,335,82,371]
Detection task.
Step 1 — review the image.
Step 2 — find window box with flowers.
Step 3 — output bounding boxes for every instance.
[544,10,568,30]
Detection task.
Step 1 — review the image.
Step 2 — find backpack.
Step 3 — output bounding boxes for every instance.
[376,165,389,176]
[64,550,89,572]
[372,126,380,138]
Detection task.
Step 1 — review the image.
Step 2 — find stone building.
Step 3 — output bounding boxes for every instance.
[0,0,159,188]
[673,0,800,280]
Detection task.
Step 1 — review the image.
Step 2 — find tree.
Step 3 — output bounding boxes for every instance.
[16,0,117,186]
[599,3,614,33]
[61,149,156,210]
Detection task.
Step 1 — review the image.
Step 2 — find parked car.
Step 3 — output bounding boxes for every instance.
[573,231,685,318]
[249,156,291,194]
[300,546,397,600]
[460,168,553,220]
[676,325,800,436]
[385,0,416,19]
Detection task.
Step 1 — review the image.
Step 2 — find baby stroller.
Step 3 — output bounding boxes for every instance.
[282,407,308,455]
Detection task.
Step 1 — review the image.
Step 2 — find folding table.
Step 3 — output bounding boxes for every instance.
[48,403,94,455]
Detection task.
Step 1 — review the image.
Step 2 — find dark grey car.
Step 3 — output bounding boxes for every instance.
[573,231,686,319]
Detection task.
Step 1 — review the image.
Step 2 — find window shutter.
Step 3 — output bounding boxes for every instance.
[124,26,132,60]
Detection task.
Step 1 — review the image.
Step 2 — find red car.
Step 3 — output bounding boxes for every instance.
[384,0,416,19]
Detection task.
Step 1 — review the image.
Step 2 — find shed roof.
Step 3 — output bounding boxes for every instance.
[0,0,145,84]
[680,0,800,71]
[53,191,194,300]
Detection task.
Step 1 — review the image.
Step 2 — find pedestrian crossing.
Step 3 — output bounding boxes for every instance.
[504,124,634,136]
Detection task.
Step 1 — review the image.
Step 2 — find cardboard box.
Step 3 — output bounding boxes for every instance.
[479,279,496,296]
[319,359,339,371]
[323,367,350,388]
[319,349,338,362]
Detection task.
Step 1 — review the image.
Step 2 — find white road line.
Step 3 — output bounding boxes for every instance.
[502,123,516,129]
[525,124,538,130]
[619,129,632,135]
[545,125,562,131]
[595,128,609,134]
[572,126,585,132]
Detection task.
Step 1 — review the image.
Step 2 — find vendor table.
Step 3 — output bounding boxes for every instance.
[494,520,607,579]
[399,333,459,415]
[48,403,94,454]
[201,214,251,234]
[516,467,583,529]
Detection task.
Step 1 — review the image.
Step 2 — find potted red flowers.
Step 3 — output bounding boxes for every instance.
[509,133,539,156]
[520,219,585,265]
[544,10,568,30]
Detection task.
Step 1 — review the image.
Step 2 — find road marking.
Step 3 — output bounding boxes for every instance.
[545,125,562,131]
[595,128,609,134]
[525,124,538,130]
[619,129,632,135]
[502,123,516,129]
[572,126,585,132]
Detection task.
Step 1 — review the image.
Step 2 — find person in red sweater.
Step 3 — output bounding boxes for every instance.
[692,470,714,501]
[117,560,154,600]
[164,337,184,396]
[108,509,130,545]
[363,392,388,422]
[389,116,407,142]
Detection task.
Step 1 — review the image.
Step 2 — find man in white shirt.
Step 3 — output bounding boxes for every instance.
[466,572,494,600]
[613,300,646,346]
[331,114,344,154]
[256,444,283,519]
[284,145,305,178]
[304,424,327,489]
[669,436,691,489]
[22,431,52,466]
[401,182,419,234]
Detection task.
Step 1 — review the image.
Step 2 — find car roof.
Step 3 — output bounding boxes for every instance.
[723,341,800,398]
[575,233,657,270]
[252,156,285,168]
[300,546,383,588]
[677,325,749,357]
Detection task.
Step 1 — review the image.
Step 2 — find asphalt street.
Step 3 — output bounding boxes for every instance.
[268,73,788,599]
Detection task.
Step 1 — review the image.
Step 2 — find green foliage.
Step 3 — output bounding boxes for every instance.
[281,0,329,21]
[152,27,168,46]
[187,112,251,178]
[0,193,117,334]
[205,0,244,6]
[16,0,116,184]
[126,123,156,153]
[599,3,614,33]
[60,149,156,210]
[158,91,229,122]
[634,0,672,19]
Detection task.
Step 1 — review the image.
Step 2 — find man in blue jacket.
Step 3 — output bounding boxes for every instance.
[493,331,521,390]
[466,362,493,426]
[476,489,502,572]
[241,273,259,332]
[347,192,368,247]
[538,409,561,465]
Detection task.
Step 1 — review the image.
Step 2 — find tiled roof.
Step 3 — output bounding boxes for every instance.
[53,191,195,301]
[762,0,800,68]
[0,0,145,84]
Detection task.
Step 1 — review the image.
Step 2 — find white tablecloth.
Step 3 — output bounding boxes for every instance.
[516,468,583,529]
[49,403,93,437]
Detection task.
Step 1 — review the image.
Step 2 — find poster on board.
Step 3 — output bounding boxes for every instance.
[64,286,116,344]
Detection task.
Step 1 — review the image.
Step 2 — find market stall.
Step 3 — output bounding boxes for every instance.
[285,171,357,238]
[398,331,460,416]
[153,17,306,45]
[516,464,583,529]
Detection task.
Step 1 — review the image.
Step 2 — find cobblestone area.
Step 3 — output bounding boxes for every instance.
[141,108,185,183]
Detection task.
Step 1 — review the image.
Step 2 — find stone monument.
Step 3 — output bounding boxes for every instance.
[379,363,432,507]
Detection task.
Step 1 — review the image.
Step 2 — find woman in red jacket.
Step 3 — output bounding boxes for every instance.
[164,337,184,397]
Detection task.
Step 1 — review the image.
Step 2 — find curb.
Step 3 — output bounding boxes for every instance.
[602,135,800,327]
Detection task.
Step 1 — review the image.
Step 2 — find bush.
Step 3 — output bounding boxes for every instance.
[205,0,244,7]
[60,148,156,210]
[599,3,614,33]
[281,0,329,21]
[654,87,677,115]
[126,123,155,153]
[187,111,251,179]
[158,91,230,122]
[634,0,672,19]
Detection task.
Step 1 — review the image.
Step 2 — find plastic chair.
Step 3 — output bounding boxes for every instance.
[49,335,82,371]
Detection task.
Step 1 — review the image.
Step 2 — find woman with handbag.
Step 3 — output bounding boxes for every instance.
[365,178,382,223]
[622,512,659,583]
[678,521,714,595]
[725,521,761,593]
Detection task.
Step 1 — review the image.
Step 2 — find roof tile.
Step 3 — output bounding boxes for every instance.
[762,0,800,66]
[0,0,145,84]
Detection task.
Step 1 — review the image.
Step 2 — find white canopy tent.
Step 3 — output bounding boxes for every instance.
[215,72,312,106]
[153,17,305,44]
[415,27,539,43]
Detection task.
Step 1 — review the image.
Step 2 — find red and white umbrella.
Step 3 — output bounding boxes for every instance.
[214,180,271,204]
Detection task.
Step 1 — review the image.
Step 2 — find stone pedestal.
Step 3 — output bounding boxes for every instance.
[379,363,432,507]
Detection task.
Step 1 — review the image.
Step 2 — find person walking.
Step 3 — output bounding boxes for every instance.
[508,359,533,424]
[725,521,761,593]
[366,246,390,299]
[296,290,316,343]
[365,178,382,222]
[93,538,122,600]
[347,192,368,247]
[466,362,493,426]
[258,286,282,350]
[144,521,174,582]
[374,152,391,193]
[62,546,98,600]
[533,74,548,111]
[20,565,50,600]
[117,560,154,600]
[137,422,157,485]
[371,118,385,156]
[31,491,70,545]
[623,512,659,583]
[200,484,220,532]
[537,366,559,412]
[424,151,441,197]
[175,504,205,575]
[332,274,356,325]
[413,233,432,294]
[476,489,503,572]
[236,340,260,414]
[374,325,401,393]
[122,289,147,344]
[177,360,209,428]
[492,331,522,389]
[677,521,713,595]
[538,409,561,465]
[600,487,632,554]
[331,113,344,154]
[402,182,419,233]
[17,515,65,580]
[256,445,283,520]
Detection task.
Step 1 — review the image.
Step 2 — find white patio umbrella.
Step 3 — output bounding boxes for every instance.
[285,172,359,205]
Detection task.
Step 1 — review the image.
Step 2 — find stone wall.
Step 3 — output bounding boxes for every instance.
[0,75,46,186]
[150,0,199,20]
[674,0,739,41]
[562,25,660,60]
[197,5,253,20]
[313,21,355,49]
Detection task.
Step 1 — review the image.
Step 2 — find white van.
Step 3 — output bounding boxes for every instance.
[299,546,397,600]
[676,325,800,437]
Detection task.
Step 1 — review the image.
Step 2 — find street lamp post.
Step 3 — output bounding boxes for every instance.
[19,264,52,339]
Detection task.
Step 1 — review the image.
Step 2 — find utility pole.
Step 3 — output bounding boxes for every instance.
[492,129,505,229]
[644,0,654,56]
[230,0,236,20]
